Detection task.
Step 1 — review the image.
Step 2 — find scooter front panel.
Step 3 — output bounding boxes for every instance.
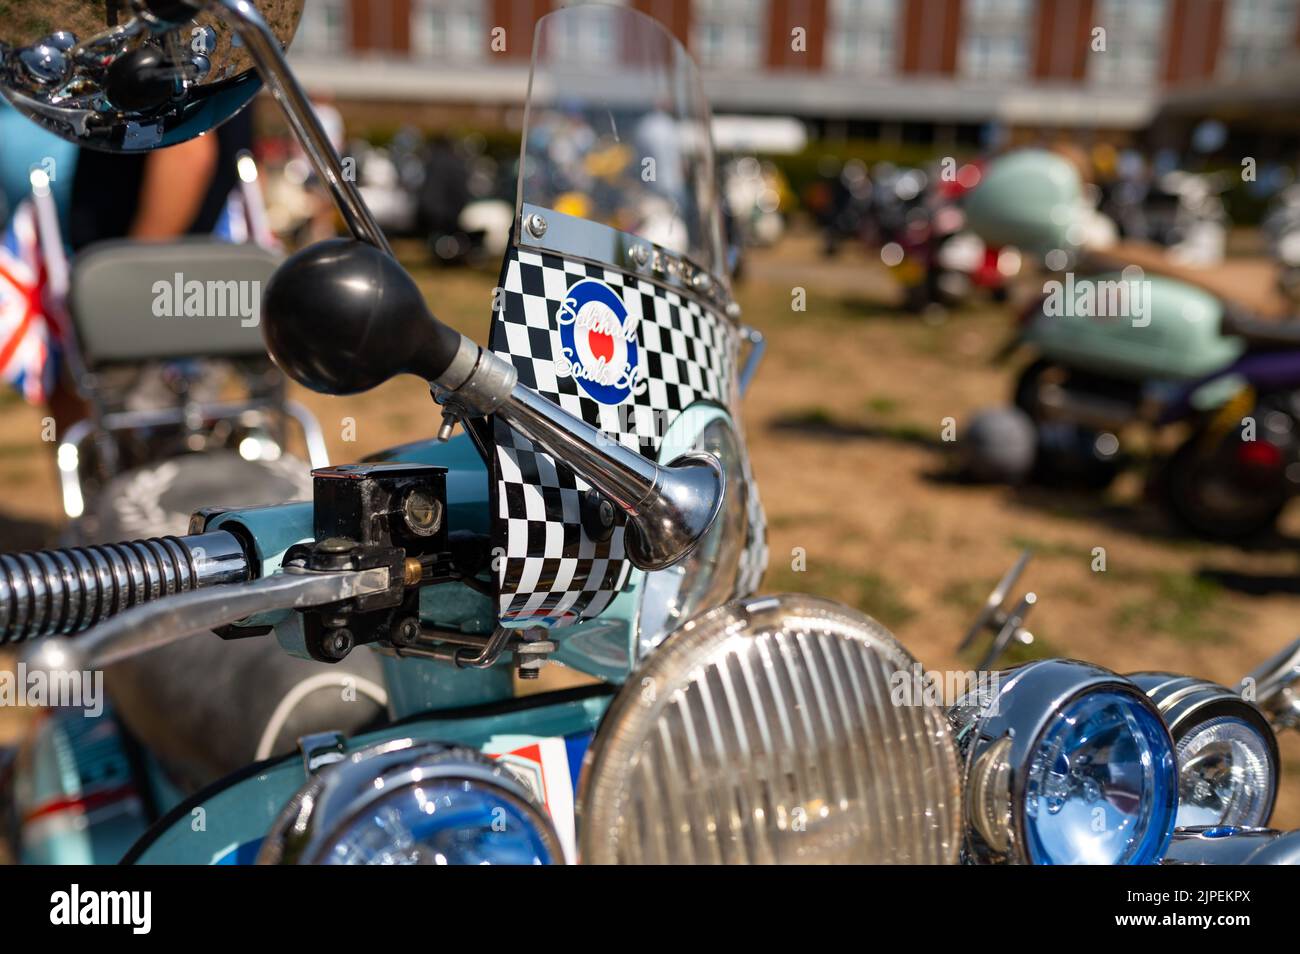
[488,245,738,626]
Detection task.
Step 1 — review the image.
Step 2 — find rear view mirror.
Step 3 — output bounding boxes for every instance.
[0,0,301,152]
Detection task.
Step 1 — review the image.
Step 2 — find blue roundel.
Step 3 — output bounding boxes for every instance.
[556,278,639,405]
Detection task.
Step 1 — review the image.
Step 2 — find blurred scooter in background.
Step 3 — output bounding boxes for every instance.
[969,148,1300,538]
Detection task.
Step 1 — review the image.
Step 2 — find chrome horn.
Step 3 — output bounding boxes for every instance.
[260,239,725,572]
[499,387,724,571]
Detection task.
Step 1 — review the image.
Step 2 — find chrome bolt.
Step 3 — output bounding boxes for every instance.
[515,637,555,680]
[436,408,458,442]
[525,213,548,238]
[630,243,650,267]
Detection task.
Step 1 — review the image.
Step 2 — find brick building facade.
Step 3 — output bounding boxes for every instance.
[286,0,1300,138]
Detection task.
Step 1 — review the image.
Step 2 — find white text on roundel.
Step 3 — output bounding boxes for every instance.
[555,278,644,405]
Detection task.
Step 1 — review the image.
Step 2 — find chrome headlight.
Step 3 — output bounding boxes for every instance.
[1130,673,1278,829]
[579,594,963,864]
[950,660,1178,865]
[257,740,564,865]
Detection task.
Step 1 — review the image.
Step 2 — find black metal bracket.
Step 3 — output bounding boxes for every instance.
[287,462,456,662]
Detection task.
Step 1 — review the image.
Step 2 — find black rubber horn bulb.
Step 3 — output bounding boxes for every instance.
[262,239,463,395]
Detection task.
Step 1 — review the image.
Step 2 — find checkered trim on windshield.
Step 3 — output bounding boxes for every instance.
[488,245,763,626]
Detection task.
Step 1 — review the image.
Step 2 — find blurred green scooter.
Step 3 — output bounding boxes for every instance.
[968,149,1300,539]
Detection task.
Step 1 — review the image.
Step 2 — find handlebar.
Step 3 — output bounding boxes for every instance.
[25,565,391,674]
[0,530,249,644]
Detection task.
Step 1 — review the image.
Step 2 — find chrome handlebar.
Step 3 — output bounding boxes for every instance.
[215,0,391,254]
[0,530,248,644]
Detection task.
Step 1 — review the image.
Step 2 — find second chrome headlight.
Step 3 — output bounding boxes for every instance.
[950,659,1178,865]
[1129,673,1278,829]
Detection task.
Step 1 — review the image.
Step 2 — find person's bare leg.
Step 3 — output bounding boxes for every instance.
[129,135,220,240]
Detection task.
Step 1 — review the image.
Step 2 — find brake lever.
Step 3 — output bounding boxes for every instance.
[23,566,390,674]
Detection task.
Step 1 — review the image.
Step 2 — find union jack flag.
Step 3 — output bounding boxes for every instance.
[0,200,61,405]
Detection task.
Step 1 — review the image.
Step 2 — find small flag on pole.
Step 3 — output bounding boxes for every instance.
[0,196,61,405]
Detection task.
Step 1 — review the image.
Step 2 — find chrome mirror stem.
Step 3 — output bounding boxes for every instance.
[214,0,392,255]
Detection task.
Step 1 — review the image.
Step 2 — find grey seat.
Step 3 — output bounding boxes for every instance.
[70,237,278,366]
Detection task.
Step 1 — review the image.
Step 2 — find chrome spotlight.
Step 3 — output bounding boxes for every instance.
[258,739,564,865]
[578,594,963,864]
[950,659,1178,865]
[1129,673,1278,829]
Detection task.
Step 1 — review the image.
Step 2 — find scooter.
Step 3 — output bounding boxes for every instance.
[1100,168,1229,267]
[887,161,1018,314]
[0,2,1285,866]
[968,149,1300,538]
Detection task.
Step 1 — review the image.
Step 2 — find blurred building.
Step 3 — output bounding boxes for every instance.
[287,0,1300,144]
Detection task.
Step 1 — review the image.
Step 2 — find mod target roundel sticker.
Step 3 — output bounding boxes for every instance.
[555,278,640,405]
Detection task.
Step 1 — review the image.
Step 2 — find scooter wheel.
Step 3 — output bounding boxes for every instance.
[1162,433,1289,540]
[1012,359,1053,418]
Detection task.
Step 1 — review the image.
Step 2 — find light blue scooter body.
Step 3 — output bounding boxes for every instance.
[15,405,739,864]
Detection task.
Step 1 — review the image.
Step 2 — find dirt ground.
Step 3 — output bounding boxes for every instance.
[3,229,1300,827]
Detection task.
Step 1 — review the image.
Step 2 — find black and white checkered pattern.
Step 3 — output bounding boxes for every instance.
[736,451,768,598]
[489,245,766,625]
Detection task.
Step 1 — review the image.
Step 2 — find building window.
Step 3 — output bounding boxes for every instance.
[411,0,485,62]
[827,0,898,76]
[293,0,348,57]
[1220,0,1298,78]
[1089,0,1168,86]
[547,0,628,66]
[692,0,768,70]
[959,0,1030,81]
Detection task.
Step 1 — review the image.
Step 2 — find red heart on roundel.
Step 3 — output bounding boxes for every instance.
[587,329,614,363]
